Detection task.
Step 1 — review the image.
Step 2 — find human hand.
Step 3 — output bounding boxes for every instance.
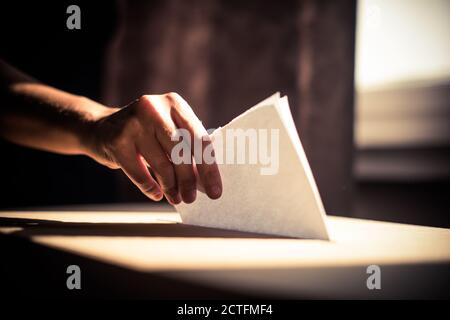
[85,93,222,204]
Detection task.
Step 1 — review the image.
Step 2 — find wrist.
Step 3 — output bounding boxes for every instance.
[75,96,118,158]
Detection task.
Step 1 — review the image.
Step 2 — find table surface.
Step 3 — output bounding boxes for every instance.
[1,205,449,298]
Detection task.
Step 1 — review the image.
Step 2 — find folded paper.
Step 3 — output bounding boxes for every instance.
[175,93,329,240]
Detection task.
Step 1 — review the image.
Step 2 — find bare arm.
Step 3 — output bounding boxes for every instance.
[0,59,222,204]
[0,60,112,155]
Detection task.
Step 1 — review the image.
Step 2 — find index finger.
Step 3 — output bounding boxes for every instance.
[166,93,222,199]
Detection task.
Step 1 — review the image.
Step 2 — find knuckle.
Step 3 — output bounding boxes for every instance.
[126,116,141,132]
[165,91,180,101]
[138,95,157,111]
[164,92,182,108]
[139,94,152,103]
[137,95,167,125]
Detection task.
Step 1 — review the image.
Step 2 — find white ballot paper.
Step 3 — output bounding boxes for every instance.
[175,93,330,240]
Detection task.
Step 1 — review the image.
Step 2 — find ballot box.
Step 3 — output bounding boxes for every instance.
[0,204,449,299]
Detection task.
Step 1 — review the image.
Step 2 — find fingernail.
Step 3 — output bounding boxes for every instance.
[162,186,179,205]
[168,193,181,205]
[183,189,197,204]
[154,191,163,199]
[209,185,222,199]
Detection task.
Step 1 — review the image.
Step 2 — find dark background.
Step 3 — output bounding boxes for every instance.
[0,1,119,207]
[0,0,449,228]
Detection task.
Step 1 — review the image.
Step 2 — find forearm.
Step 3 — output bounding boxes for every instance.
[0,60,222,203]
[0,60,113,156]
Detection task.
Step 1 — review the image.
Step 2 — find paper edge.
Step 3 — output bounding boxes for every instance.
[211,93,281,134]
[275,96,330,240]
[178,93,330,240]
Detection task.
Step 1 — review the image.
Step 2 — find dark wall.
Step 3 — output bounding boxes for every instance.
[0,1,357,213]
[104,0,357,214]
[0,1,119,207]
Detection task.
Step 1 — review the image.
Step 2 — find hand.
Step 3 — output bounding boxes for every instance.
[86,92,222,204]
